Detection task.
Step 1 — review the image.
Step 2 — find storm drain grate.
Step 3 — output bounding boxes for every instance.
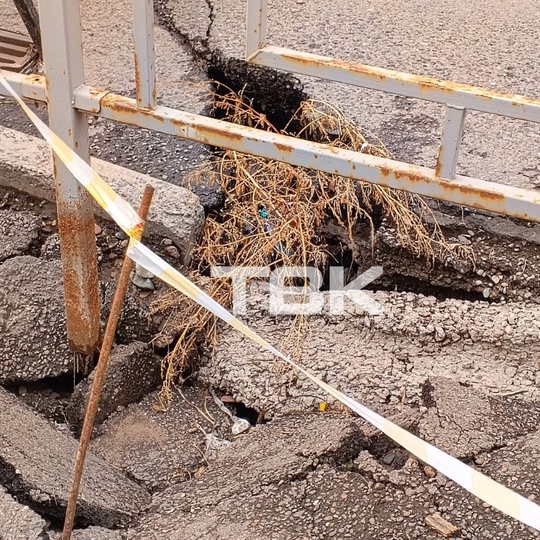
[0,29,35,72]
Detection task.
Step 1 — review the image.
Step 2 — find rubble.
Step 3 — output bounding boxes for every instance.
[66,342,162,434]
[0,387,150,528]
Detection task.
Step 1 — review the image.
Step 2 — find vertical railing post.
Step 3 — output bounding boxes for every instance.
[246,0,268,59]
[435,105,467,180]
[132,0,157,110]
[37,0,100,354]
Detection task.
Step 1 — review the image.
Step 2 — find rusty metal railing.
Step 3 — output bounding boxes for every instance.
[1,0,540,351]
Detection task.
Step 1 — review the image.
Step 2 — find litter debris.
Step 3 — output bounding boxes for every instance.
[425,513,459,538]
[211,390,251,435]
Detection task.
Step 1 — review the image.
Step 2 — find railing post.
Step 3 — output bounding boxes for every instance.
[37,0,100,354]
[246,0,268,59]
[132,0,157,110]
[436,105,467,180]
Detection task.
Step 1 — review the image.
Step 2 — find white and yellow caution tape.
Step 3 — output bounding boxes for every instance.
[1,72,539,531]
[0,75,144,240]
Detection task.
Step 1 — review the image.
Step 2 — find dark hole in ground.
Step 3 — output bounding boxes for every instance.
[207,53,308,134]
[3,372,85,424]
[365,275,487,303]
[235,401,266,425]
[367,433,413,471]
[421,379,437,409]
[3,372,85,396]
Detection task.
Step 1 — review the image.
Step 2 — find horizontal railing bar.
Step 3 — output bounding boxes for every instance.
[249,46,540,124]
[2,70,540,224]
[0,71,46,101]
[74,88,540,223]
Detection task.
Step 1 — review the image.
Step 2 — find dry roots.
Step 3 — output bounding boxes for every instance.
[152,84,472,408]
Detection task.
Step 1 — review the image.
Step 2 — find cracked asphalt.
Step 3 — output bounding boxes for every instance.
[1,1,540,538]
[3,0,539,191]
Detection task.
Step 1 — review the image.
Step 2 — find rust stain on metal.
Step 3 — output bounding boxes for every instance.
[434,148,444,178]
[134,52,141,104]
[274,141,293,154]
[89,87,107,98]
[101,93,139,116]
[379,163,506,205]
[193,121,244,143]
[56,199,100,355]
[274,49,540,110]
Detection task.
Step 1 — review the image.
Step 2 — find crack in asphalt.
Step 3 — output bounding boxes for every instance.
[203,0,215,46]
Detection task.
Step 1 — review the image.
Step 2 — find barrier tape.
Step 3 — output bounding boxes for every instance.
[1,72,539,531]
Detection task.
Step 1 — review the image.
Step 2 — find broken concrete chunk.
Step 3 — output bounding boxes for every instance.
[0,256,72,383]
[0,126,205,266]
[0,486,47,540]
[66,342,161,434]
[0,209,40,262]
[0,387,150,528]
[92,387,228,492]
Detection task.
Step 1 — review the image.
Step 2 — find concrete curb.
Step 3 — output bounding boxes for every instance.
[0,125,205,264]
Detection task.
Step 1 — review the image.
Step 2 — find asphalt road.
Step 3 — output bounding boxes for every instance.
[1,0,539,188]
[170,0,540,189]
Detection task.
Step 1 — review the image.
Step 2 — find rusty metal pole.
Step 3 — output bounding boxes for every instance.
[38,0,100,355]
[61,185,154,540]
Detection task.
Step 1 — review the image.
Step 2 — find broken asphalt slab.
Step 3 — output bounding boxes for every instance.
[0,486,47,540]
[198,288,540,417]
[0,126,205,265]
[0,386,150,528]
[0,256,72,383]
[417,377,540,459]
[128,413,367,538]
[92,387,230,492]
[127,411,540,539]
[66,342,162,434]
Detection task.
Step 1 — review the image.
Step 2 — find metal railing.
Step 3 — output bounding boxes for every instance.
[1,0,540,351]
